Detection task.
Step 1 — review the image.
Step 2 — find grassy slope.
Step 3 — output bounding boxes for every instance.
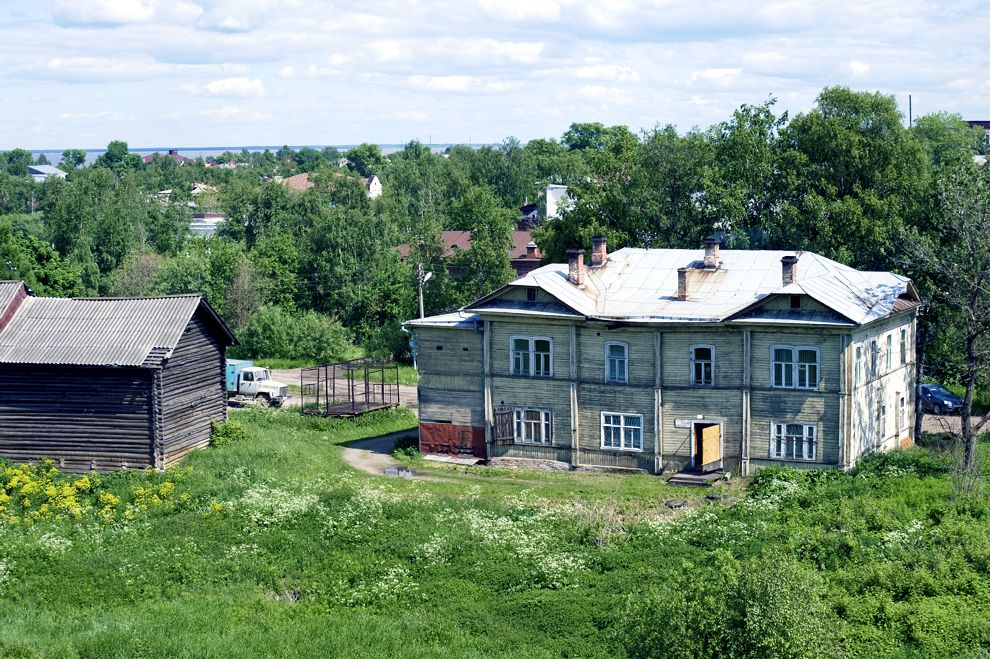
[0,411,988,657]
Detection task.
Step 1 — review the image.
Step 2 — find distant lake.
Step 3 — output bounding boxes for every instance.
[30,144,476,167]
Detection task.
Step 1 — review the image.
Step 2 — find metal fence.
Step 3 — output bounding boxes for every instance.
[300,358,400,417]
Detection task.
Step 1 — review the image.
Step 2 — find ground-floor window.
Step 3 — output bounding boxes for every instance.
[514,407,552,444]
[771,422,817,461]
[601,412,643,451]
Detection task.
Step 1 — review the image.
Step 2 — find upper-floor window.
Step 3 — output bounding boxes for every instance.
[515,407,552,444]
[900,328,908,365]
[854,346,863,386]
[869,339,879,379]
[690,344,715,387]
[771,422,817,461]
[772,346,819,390]
[605,341,628,384]
[885,334,893,372]
[601,412,643,451]
[511,336,552,377]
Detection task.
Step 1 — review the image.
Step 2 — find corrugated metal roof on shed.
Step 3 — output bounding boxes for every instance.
[0,295,208,367]
[0,281,23,314]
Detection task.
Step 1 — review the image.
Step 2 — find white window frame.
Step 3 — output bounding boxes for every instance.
[690,343,715,387]
[514,407,552,444]
[604,341,628,384]
[876,399,886,444]
[869,339,878,380]
[509,336,553,378]
[771,345,820,390]
[770,422,818,461]
[885,334,893,372]
[898,393,907,431]
[854,346,863,386]
[600,412,643,452]
[900,328,908,365]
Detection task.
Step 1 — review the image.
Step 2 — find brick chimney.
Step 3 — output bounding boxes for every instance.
[781,255,798,286]
[526,241,538,258]
[591,236,608,267]
[567,249,585,286]
[703,236,721,269]
[677,267,689,300]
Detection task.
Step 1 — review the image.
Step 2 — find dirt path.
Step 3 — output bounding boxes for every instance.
[340,429,419,476]
[922,413,989,435]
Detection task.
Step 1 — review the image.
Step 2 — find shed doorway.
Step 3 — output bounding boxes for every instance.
[692,421,723,473]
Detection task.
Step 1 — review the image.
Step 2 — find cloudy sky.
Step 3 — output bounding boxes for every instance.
[1,0,988,150]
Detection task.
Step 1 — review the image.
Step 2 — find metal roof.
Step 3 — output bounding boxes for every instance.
[463,247,917,327]
[0,293,234,367]
[0,281,23,315]
[404,311,481,329]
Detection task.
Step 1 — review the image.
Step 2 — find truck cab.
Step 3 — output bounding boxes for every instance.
[226,359,289,407]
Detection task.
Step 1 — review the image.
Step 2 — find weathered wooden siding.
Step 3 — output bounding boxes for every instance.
[750,392,840,465]
[415,327,484,426]
[159,313,227,468]
[661,329,744,388]
[0,366,154,471]
[660,389,744,472]
[847,311,917,463]
[578,326,655,387]
[750,329,842,393]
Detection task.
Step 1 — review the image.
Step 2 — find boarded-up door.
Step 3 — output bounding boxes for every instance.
[696,423,722,472]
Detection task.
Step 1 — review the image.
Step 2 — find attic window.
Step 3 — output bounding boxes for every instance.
[435,345,443,351]
[527,288,537,301]
[790,296,801,309]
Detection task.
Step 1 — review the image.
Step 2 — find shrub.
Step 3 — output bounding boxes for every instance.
[210,419,249,448]
[235,305,353,364]
[392,434,419,460]
[853,447,951,479]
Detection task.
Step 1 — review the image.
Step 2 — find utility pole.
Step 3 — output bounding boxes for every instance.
[417,262,425,319]
[417,262,433,319]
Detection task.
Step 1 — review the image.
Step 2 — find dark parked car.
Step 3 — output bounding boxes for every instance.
[921,384,964,415]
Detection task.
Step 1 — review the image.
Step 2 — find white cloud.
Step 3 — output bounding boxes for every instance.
[180,76,267,98]
[846,60,871,77]
[18,57,248,82]
[52,0,203,26]
[168,106,272,122]
[573,64,640,83]
[53,0,157,25]
[687,68,743,88]
[477,0,560,22]
[57,111,136,123]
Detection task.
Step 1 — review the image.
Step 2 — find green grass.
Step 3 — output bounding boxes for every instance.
[1,413,989,657]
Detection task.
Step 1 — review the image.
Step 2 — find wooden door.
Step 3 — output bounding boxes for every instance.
[697,423,721,471]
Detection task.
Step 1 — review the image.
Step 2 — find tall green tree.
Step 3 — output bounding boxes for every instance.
[772,87,928,269]
[449,185,517,303]
[61,148,87,169]
[346,143,386,177]
[906,162,990,471]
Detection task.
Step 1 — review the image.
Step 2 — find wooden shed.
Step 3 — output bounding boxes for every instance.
[0,281,237,472]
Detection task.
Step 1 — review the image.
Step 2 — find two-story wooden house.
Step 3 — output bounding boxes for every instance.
[406,238,921,476]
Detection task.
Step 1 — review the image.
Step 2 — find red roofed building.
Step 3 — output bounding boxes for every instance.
[399,230,542,276]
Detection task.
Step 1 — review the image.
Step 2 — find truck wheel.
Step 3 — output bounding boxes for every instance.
[255,394,271,408]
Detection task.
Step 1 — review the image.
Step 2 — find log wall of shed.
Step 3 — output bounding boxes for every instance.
[159,312,227,468]
[0,366,154,471]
